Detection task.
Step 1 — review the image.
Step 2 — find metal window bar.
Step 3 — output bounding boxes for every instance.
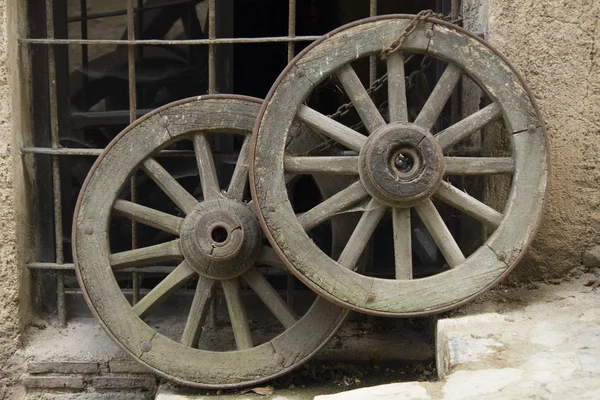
[24,0,458,326]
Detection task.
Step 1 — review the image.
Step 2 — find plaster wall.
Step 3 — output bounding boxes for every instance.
[0,0,33,397]
[475,0,600,277]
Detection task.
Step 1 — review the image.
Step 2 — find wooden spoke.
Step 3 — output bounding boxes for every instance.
[132,261,195,318]
[336,64,386,133]
[415,200,465,268]
[434,181,504,228]
[256,246,286,270]
[113,200,183,236]
[387,51,408,123]
[392,208,412,280]
[142,158,198,215]
[226,135,251,201]
[444,157,515,175]
[414,64,462,130]
[337,199,387,270]
[194,133,221,200]
[298,180,370,231]
[110,239,182,270]
[284,156,359,175]
[297,106,367,152]
[181,276,216,347]
[242,267,298,329]
[222,279,253,350]
[435,103,503,150]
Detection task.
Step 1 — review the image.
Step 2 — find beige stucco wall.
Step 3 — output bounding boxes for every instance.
[477,0,600,278]
[0,0,31,397]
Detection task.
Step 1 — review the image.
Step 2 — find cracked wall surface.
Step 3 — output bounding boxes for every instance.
[468,0,600,278]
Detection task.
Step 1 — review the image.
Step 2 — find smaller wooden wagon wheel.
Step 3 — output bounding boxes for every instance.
[250,15,550,316]
[73,95,349,388]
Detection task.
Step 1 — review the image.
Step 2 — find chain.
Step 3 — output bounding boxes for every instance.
[380,9,440,60]
[297,11,461,156]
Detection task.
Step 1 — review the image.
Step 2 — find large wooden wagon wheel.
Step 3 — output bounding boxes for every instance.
[250,15,550,316]
[73,95,349,388]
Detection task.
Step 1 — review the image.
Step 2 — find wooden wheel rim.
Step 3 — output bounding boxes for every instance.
[250,16,550,316]
[73,95,348,388]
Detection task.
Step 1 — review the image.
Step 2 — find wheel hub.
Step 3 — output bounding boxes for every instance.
[358,123,444,207]
[180,198,262,279]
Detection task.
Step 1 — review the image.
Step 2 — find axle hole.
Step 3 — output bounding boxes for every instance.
[211,226,229,244]
[394,152,415,173]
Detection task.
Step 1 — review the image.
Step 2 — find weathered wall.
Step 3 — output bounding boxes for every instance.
[468,0,600,278]
[0,0,31,397]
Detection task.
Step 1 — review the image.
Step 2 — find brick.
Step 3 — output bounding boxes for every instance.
[92,376,156,390]
[27,361,99,375]
[108,360,151,374]
[22,375,85,390]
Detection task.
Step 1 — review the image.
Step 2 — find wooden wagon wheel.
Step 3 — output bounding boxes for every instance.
[250,15,550,316]
[73,95,349,388]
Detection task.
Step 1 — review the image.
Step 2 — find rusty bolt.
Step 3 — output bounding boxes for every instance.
[425,29,434,38]
[367,293,376,302]
[296,69,306,77]
[159,116,170,127]
[84,226,93,235]
[527,125,537,133]
[498,252,507,262]
[140,341,152,352]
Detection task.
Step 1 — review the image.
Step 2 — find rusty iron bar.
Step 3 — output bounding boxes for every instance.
[46,0,67,328]
[206,0,217,327]
[19,36,322,46]
[21,147,244,160]
[285,0,297,307]
[127,0,141,305]
[208,0,216,94]
[450,0,461,125]
[369,0,378,86]
[80,0,88,107]
[287,0,296,63]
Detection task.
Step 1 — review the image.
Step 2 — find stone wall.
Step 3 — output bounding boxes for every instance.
[467,0,600,278]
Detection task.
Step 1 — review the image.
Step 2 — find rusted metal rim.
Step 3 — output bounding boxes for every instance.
[249,14,551,317]
[73,95,349,388]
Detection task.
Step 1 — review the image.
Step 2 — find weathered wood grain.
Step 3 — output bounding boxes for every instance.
[336,64,386,133]
[242,267,298,329]
[444,157,514,175]
[181,277,216,347]
[109,239,182,270]
[298,180,369,231]
[414,64,462,130]
[434,181,503,228]
[392,207,412,280]
[415,200,466,268]
[284,156,359,175]
[337,198,386,270]
[296,106,366,152]
[113,199,183,235]
[194,133,221,200]
[435,103,502,150]
[133,261,196,318]
[142,158,198,215]
[387,51,409,123]
[222,279,253,350]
